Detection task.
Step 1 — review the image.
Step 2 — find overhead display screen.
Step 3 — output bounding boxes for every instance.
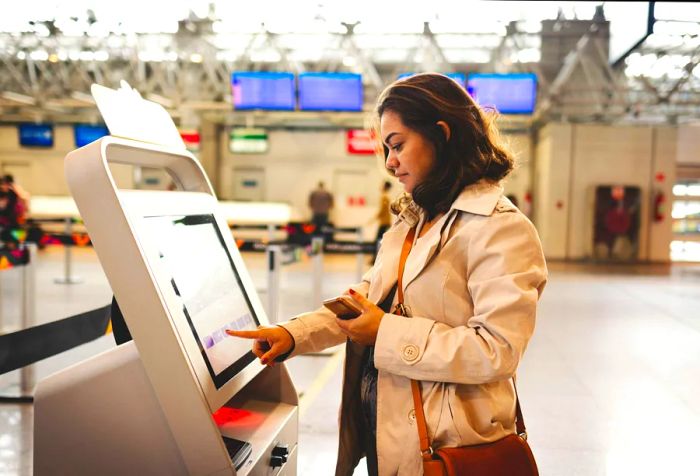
[231,72,295,111]
[74,124,109,147]
[145,214,260,389]
[298,72,363,111]
[467,73,537,115]
[19,124,54,147]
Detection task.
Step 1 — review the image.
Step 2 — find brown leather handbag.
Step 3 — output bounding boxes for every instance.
[396,225,539,476]
[411,379,538,476]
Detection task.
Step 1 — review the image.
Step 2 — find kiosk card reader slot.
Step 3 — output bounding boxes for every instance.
[33,83,298,475]
[222,437,252,470]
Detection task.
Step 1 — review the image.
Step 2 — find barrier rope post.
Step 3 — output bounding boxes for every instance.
[311,236,324,308]
[54,217,83,285]
[20,243,36,395]
[0,260,3,330]
[355,227,364,282]
[266,244,281,324]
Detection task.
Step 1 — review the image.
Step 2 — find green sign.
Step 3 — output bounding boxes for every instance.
[229,128,268,154]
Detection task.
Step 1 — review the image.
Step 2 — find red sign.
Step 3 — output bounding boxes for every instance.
[346,129,376,155]
[179,130,200,151]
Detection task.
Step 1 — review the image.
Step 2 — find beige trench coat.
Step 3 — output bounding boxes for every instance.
[281,181,548,475]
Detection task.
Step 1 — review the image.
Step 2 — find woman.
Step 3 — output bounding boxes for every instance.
[228,73,547,475]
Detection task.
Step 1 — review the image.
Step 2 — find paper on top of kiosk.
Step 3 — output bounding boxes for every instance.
[91,81,185,150]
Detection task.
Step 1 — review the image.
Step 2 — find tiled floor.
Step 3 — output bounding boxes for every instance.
[1,247,699,475]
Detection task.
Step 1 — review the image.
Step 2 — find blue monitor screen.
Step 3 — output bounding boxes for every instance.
[231,72,295,111]
[298,73,363,111]
[466,73,537,114]
[398,72,466,88]
[18,124,54,147]
[74,124,109,147]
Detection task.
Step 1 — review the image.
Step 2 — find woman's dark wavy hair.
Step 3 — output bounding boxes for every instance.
[376,73,514,219]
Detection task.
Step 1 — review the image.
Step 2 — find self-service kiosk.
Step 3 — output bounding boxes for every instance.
[33,83,298,475]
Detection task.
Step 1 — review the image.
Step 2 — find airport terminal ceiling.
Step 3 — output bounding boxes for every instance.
[1,1,700,128]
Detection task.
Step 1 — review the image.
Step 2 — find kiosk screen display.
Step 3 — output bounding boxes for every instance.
[145,214,260,388]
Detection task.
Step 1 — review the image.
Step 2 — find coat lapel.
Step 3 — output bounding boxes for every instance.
[400,181,503,294]
[401,210,458,293]
[373,181,503,304]
[369,223,409,303]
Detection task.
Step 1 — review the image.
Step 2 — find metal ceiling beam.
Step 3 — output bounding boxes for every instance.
[2,16,700,125]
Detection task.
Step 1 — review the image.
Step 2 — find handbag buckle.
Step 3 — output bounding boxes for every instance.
[518,431,528,441]
[421,446,434,457]
[394,303,411,317]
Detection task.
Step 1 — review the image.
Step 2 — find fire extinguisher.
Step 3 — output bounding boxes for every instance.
[653,190,666,222]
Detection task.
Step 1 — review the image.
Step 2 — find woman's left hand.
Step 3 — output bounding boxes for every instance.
[335,289,386,345]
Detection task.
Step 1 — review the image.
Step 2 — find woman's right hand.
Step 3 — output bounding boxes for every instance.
[226,326,294,366]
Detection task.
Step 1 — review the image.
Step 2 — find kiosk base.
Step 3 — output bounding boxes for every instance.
[34,342,298,476]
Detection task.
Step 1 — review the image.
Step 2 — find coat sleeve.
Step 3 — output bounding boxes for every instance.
[373,211,548,384]
[279,274,371,358]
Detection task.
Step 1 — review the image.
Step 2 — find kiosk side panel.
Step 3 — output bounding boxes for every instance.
[34,343,187,476]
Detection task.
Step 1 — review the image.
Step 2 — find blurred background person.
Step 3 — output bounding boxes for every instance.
[308,180,334,234]
[371,180,393,264]
[4,174,30,224]
[0,177,20,242]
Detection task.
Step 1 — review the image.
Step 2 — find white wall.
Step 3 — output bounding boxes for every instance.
[502,133,534,213]
[533,123,573,259]
[649,127,677,262]
[219,129,393,230]
[677,124,700,166]
[535,123,677,262]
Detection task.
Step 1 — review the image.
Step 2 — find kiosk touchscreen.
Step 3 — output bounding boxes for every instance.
[145,214,260,387]
[33,83,298,476]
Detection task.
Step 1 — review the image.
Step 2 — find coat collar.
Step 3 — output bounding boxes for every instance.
[371,181,504,304]
[451,180,504,216]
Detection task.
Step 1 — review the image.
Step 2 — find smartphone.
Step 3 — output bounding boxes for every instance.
[323,296,362,320]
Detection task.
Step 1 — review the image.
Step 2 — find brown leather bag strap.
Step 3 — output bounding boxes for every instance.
[395,226,434,459]
[411,379,435,461]
[514,375,527,437]
[396,226,416,308]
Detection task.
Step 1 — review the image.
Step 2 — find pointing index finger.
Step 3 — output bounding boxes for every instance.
[226,329,264,339]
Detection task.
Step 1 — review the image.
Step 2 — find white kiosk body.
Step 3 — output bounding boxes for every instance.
[33,84,298,476]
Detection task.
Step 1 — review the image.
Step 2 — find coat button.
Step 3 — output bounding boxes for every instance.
[408,409,416,423]
[402,344,419,362]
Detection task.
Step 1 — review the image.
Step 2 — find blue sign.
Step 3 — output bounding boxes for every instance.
[466,73,538,115]
[74,124,109,147]
[231,72,296,111]
[298,72,363,112]
[18,124,54,147]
